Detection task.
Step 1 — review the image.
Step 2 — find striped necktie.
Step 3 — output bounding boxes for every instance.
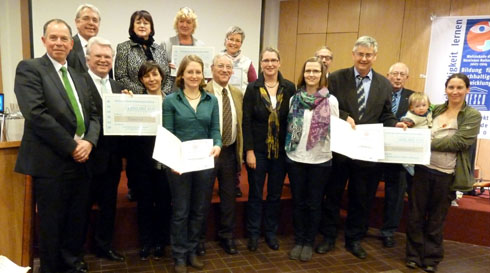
[391,92,399,114]
[356,75,367,120]
[221,88,233,146]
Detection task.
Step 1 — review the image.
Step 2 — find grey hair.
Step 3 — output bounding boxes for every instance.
[225,26,245,41]
[315,46,333,59]
[212,53,233,66]
[75,3,101,20]
[353,36,378,53]
[86,36,114,56]
[388,62,409,75]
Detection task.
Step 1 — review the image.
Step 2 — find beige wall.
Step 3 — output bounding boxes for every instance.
[278,0,490,181]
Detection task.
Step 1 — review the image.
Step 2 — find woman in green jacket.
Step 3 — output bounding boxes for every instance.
[405,73,481,273]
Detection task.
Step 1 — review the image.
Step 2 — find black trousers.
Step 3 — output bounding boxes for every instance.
[406,166,453,267]
[34,164,90,273]
[201,144,238,240]
[381,164,411,237]
[90,168,121,252]
[319,154,380,244]
[168,168,214,262]
[135,167,171,247]
[287,159,331,246]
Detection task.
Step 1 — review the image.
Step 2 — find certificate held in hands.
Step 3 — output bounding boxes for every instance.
[152,126,214,174]
[103,94,162,136]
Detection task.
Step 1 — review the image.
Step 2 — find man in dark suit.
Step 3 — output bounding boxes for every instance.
[380,62,414,248]
[14,19,100,273]
[67,4,100,73]
[84,37,125,262]
[316,36,406,259]
[199,53,243,255]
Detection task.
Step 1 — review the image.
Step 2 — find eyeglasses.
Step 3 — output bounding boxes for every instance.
[317,55,333,61]
[304,69,321,75]
[216,64,233,70]
[354,52,375,59]
[389,71,407,77]
[261,59,279,64]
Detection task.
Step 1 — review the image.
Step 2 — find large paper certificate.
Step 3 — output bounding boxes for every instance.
[170,46,215,78]
[103,94,162,136]
[330,116,385,162]
[379,127,431,164]
[152,126,214,174]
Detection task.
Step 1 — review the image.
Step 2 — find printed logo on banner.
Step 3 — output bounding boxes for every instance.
[461,19,490,112]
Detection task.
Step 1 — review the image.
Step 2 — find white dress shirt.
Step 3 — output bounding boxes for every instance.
[212,81,238,144]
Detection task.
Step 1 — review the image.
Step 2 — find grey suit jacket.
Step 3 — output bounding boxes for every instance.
[14,54,100,177]
[328,66,397,126]
[67,34,88,73]
[205,81,244,168]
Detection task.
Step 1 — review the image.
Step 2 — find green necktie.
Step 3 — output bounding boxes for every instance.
[60,67,85,136]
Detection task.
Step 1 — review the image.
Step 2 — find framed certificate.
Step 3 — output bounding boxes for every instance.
[170,46,215,78]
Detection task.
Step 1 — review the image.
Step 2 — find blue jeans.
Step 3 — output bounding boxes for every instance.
[167,169,214,262]
[246,152,286,239]
[287,159,331,246]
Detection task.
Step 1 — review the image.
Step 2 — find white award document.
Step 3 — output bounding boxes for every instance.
[170,46,215,78]
[152,126,214,174]
[379,127,431,164]
[103,94,162,136]
[0,255,30,273]
[229,67,243,88]
[330,116,385,162]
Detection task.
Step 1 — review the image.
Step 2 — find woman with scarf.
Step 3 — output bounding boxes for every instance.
[242,47,295,252]
[223,26,257,94]
[115,10,172,203]
[286,57,338,262]
[115,10,172,94]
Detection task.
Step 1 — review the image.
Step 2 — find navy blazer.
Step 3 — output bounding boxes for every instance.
[67,35,88,73]
[14,54,100,178]
[394,88,415,120]
[328,67,397,126]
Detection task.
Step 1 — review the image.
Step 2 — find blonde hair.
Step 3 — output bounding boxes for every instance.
[173,7,197,34]
[408,92,430,108]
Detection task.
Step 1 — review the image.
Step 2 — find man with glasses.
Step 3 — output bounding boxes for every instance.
[200,53,243,255]
[315,46,333,77]
[67,4,101,73]
[316,36,405,259]
[380,62,414,248]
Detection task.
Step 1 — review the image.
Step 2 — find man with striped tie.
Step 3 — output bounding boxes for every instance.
[316,36,406,259]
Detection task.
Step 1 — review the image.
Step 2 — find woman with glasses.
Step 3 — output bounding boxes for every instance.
[242,47,295,252]
[286,57,338,262]
[223,26,257,94]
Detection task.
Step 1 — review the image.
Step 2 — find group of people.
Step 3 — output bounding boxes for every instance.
[12,3,481,273]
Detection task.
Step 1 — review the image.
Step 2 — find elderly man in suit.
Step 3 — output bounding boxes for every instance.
[67,3,100,73]
[14,19,99,273]
[316,36,406,259]
[380,62,414,248]
[84,36,125,262]
[198,53,243,255]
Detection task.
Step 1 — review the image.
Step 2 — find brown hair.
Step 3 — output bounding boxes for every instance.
[175,55,206,89]
[138,61,165,86]
[297,57,327,89]
[128,10,155,38]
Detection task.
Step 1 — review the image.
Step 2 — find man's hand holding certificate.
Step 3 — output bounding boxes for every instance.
[152,126,214,174]
[330,116,430,164]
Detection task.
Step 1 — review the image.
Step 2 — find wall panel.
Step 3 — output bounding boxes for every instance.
[278,0,299,81]
[358,0,406,74]
[294,34,327,81]
[400,0,450,93]
[326,33,359,72]
[327,0,361,33]
[298,0,329,34]
[450,0,490,15]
